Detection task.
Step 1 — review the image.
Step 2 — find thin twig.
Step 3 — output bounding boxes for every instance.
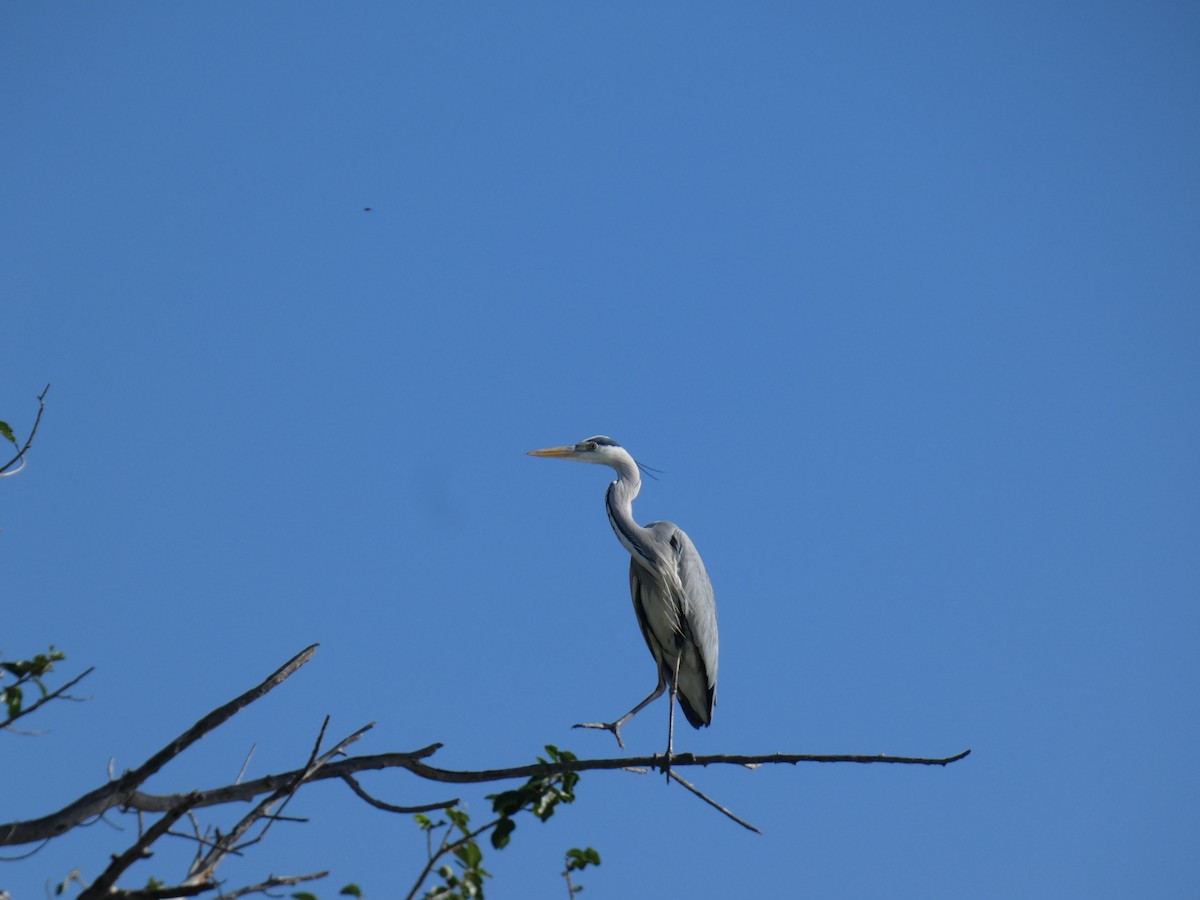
[164,824,225,855]
[235,744,256,785]
[403,813,504,900]
[0,838,49,861]
[238,717,330,849]
[340,773,459,814]
[212,870,328,900]
[668,769,762,834]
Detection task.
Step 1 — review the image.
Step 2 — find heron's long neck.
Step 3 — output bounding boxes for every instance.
[604,457,655,568]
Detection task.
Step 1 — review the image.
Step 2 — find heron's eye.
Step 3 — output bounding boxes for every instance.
[579,441,597,451]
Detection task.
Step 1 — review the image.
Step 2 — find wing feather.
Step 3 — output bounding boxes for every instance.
[628,522,718,729]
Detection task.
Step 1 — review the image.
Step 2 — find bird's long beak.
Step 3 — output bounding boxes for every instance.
[527,445,577,459]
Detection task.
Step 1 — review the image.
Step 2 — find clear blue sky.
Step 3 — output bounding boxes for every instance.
[3,3,1197,897]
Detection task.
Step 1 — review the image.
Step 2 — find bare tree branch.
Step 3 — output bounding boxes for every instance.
[212,870,328,900]
[125,644,319,790]
[393,747,973,785]
[2,743,970,847]
[0,645,318,847]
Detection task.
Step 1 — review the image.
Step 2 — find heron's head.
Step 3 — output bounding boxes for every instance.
[528,436,659,490]
[527,435,625,465]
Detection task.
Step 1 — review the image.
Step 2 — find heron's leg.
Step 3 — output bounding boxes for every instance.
[573,670,667,749]
[664,653,681,781]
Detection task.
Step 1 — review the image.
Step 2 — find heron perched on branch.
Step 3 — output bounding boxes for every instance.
[527,436,718,760]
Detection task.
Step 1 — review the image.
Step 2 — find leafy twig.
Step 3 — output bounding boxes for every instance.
[405,809,499,900]
[1,665,93,731]
[0,384,50,478]
[562,848,600,897]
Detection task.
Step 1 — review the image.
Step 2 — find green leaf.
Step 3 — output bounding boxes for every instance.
[339,884,364,898]
[489,789,526,817]
[533,787,563,822]
[454,841,482,870]
[1,649,64,680]
[291,893,319,900]
[0,421,15,447]
[565,847,601,871]
[3,685,22,718]
[490,817,515,850]
[446,807,470,833]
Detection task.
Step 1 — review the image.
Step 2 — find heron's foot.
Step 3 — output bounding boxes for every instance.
[658,747,674,780]
[571,720,626,749]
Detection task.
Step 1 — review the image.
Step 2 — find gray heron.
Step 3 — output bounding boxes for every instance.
[527,436,718,760]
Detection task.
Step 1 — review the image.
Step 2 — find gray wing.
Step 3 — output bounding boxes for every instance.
[629,522,718,728]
